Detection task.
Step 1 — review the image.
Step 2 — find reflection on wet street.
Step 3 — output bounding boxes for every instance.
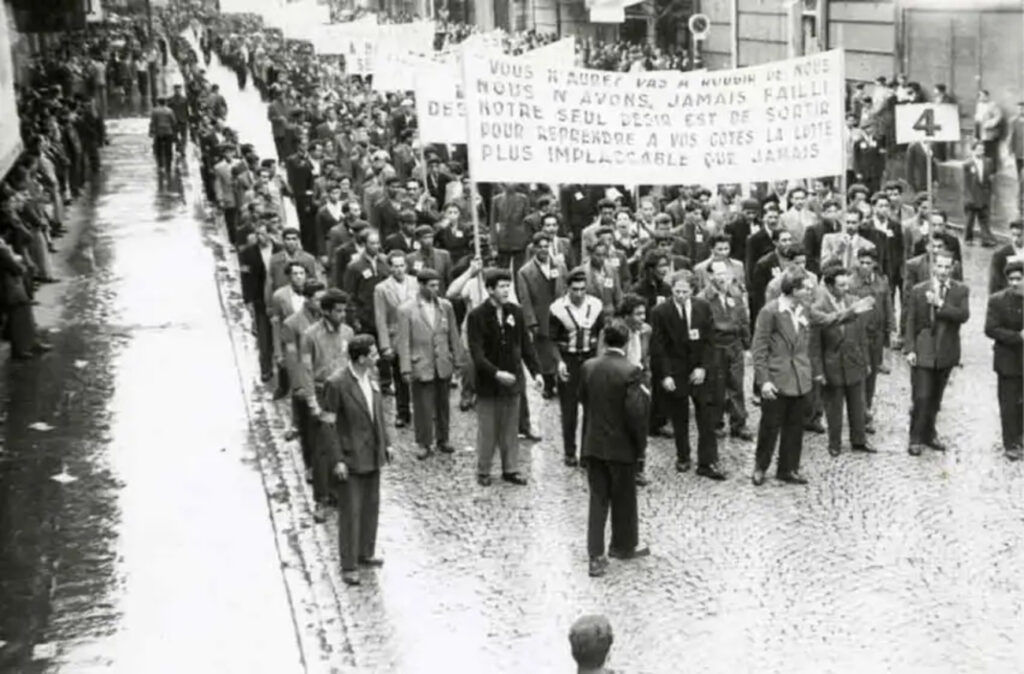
[0,116,303,672]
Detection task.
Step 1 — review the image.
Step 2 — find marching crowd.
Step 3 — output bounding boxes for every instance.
[146,4,1024,583]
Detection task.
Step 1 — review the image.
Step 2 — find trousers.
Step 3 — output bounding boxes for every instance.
[710,341,747,430]
[997,376,1023,450]
[822,380,867,449]
[557,353,589,458]
[411,377,451,448]
[336,471,380,572]
[755,393,808,475]
[665,382,718,466]
[909,366,951,444]
[476,394,520,476]
[586,458,638,559]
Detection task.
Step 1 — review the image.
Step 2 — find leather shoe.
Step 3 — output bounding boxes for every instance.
[908,443,924,456]
[635,471,649,487]
[437,443,455,454]
[519,431,543,442]
[341,571,361,586]
[358,556,384,567]
[751,469,766,486]
[313,504,327,523]
[675,459,692,473]
[828,445,841,457]
[588,557,608,577]
[477,474,492,487]
[926,438,947,452]
[272,387,288,400]
[416,445,433,460]
[730,427,754,441]
[502,472,528,486]
[609,545,651,560]
[852,443,878,453]
[695,464,727,481]
[779,471,808,485]
[650,426,673,438]
[1006,447,1022,462]
[564,456,578,467]
[804,419,826,434]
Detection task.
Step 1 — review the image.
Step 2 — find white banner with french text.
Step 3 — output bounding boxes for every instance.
[461,50,845,185]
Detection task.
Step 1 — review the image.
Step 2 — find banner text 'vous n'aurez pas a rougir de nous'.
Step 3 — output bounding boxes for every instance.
[462,50,845,186]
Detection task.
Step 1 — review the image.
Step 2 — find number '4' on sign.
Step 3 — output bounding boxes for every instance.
[913,109,941,137]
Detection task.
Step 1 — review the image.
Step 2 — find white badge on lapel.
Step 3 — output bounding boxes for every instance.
[413,260,423,271]
[603,277,614,289]
[688,328,700,341]
[361,268,372,279]
[506,313,515,327]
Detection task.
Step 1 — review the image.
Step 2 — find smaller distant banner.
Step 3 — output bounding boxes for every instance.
[415,37,577,143]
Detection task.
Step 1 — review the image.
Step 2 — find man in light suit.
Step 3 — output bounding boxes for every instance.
[809,265,877,456]
[985,259,1024,459]
[213,144,240,246]
[269,262,309,399]
[396,268,465,460]
[988,219,1024,295]
[374,250,418,427]
[963,141,997,247]
[323,335,392,586]
[581,239,623,317]
[904,252,970,455]
[518,232,569,399]
[779,186,820,243]
[268,227,319,297]
[821,209,876,270]
[580,320,651,578]
[693,233,745,296]
[751,269,816,486]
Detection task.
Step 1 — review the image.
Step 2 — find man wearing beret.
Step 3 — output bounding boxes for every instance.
[396,268,465,460]
[466,269,543,486]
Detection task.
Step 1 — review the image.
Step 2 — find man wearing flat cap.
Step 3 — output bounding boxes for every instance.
[396,268,465,460]
[406,224,452,292]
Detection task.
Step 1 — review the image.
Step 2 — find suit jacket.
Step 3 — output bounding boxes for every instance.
[332,242,360,289]
[383,231,419,255]
[903,279,970,370]
[780,208,819,243]
[985,288,1024,377]
[649,297,713,395]
[808,291,870,386]
[149,105,176,137]
[820,233,876,269]
[582,263,623,315]
[989,243,1022,295]
[516,258,568,337]
[407,247,452,289]
[745,227,774,287]
[861,217,904,283]
[751,299,814,397]
[373,275,418,353]
[693,257,745,295]
[239,241,279,309]
[213,159,237,208]
[425,171,450,206]
[323,367,390,474]
[848,271,894,350]
[281,305,317,394]
[268,250,318,305]
[580,351,649,463]
[466,301,539,398]
[396,297,464,382]
[963,158,993,209]
[269,284,304,348]
[285,153,315,209]
[802,220,839,275]
[314,204,344,258]
[372,199,403,240]
[342,252,390,332]
[490,191,531,252]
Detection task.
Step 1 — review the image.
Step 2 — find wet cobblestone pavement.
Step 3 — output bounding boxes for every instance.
[198,52,1024,673]
[0,48,1021,674]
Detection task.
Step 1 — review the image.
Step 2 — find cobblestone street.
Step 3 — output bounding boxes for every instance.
[197,50,1024,673]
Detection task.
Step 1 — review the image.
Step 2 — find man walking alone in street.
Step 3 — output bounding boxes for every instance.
[149,96,176,174]
[323,334,392,586]
[580,320,650,578]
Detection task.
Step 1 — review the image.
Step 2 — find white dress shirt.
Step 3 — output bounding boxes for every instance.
[351,365,374,421]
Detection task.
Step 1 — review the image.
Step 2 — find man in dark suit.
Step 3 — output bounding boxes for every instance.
[988,219,1023,295]
[751,269,816,485]
[149,97,177,173]
[383,210,420,255]
[903,252,970,455]
[424,157,451,207]
[323,334,392,586]
[744,203,780,285]
[901,234,963,341]
[239,220,279,382]
[314,182,345,261]
[861,191,904,304]
[517,232,569,399]
[342,229,393,395]
[286,139,318,254]
[984,259,1024,459]
[649,270,724,479]
[371,177,405,242]
[580,320,651,578]
[809,265,877,456]
[467,269,542,487]
[803,199,842,275]
[749,227,793,325]
[964,141,997,247]
[490,183,531,273]
[406,225,453,292]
